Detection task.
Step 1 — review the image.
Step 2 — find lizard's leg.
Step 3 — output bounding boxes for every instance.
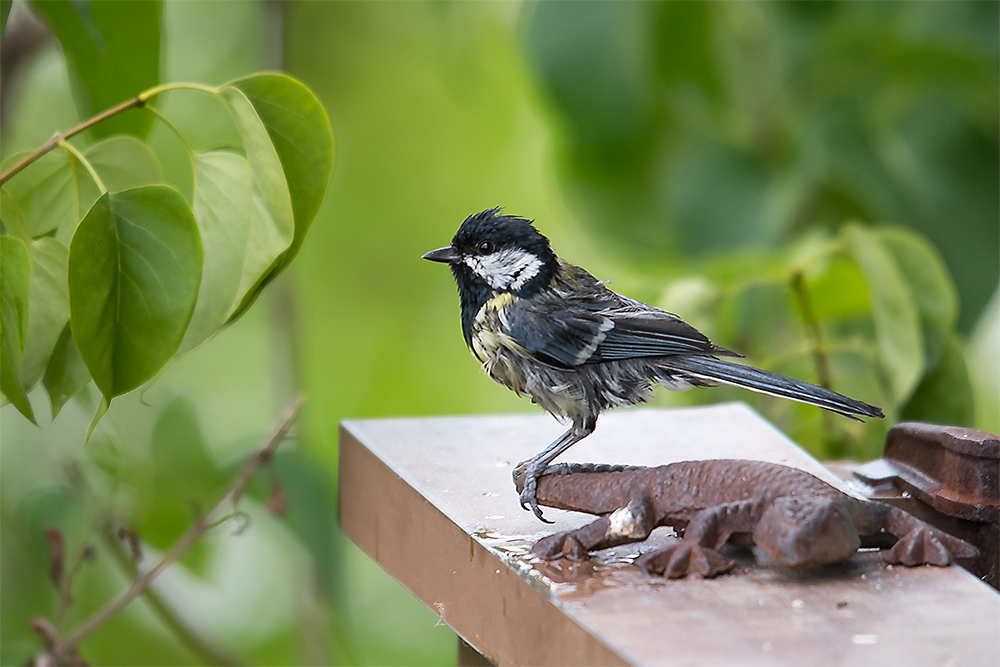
[530,488,655,562]
[636,501,761,579]
[752,496,861,569]
[877,506,979,566]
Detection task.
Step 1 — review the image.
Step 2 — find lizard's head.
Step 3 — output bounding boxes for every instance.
[754,496,860,569]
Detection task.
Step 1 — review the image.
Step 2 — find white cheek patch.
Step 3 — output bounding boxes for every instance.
[465,248,542,290]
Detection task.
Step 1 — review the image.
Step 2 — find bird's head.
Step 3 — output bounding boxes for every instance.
[423,208,558,303]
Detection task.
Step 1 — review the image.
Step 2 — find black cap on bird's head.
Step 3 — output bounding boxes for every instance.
[423,208,558,301]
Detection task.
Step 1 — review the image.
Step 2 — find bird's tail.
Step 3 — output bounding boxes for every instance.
[661,355,884,420]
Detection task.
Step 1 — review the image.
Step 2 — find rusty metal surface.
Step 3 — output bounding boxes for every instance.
[524,460,978,576]
[339,404,1000,666]
[855,422,999,522]
[851,422,1000,589]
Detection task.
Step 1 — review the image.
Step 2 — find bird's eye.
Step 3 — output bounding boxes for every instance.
[477,240,494,254]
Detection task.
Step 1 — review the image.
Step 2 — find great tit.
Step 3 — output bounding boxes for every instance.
[424,208,883,522]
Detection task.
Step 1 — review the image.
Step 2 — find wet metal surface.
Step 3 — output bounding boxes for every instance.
[339,404,1000,666]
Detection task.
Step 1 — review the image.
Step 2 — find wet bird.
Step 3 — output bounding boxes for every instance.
[423,209,883,521]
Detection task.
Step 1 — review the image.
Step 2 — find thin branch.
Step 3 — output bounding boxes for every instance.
[0,95,146,185]
[1,81,221,186]
[100,525,240,666]
[55,544,94,634]
[790,270,832,390]
[790,270,840,448]
[53,394,305,654]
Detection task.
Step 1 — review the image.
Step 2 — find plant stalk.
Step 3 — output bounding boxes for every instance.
[0,96,146,185]
[1,81,220,186]
[53,394,304,655]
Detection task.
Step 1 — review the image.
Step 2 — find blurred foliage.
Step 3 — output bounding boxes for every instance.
[647,223,973,460]
[31,0,161,139]
[1,48,332,423]
[525,0,998,333]
[1,2,997,667]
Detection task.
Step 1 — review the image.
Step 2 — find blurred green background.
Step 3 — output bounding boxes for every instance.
[1,1,997,665]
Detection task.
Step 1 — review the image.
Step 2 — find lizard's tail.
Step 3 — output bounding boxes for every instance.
[661,355,884,421]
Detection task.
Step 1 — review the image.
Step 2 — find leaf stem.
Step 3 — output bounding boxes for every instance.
[790,270,840,447]
[147,105,195,160]
[54,394,304,654]
[1,82,221,186]
[0,95,146,185]
[58,139,107,195]
[790,271,833,390]
[139,81,221,102]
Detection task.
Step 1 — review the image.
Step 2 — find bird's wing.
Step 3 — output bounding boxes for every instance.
[505,299,615,368]
[506,292,738,368]
[591,299,742,362]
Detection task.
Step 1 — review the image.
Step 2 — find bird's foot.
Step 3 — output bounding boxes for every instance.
[513,460,553,524]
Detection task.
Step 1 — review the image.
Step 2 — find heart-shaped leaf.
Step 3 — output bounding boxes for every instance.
[2,136,164,245]
[220,84,295,318]
[179,150,253,353]
[43,323,93,419]
[1,234,34,422]
[20,238,71,390]
[223,73,334,319]
[68,186,202,399]
[0,150,77,238]
[229,73,334,269]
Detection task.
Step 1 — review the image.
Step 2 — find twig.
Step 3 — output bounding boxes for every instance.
[790,271,840,449]
[52,395,305,655]
[790,271,832,390]
[100,525,240,666]
[0,95,146,185]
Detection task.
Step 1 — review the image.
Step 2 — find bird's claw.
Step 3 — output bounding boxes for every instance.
[516,464,553,523]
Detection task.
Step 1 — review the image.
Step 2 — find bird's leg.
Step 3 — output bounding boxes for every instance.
[513,418,596,523]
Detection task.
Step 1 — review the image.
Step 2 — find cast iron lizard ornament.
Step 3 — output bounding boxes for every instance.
[520,460,979,578]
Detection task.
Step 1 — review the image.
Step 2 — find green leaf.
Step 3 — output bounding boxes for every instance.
[0,150,77,238]
[141,398,228,547]
[178,150,253,353]
[220,84,296,318]
[806,257,871,321]
[2,137,164,246]
[83,134,164,203]
[43,324,93,419]
[86,395,109,441]
[20,238,70,390]
[89,136,164,190]
[229,73,334,277]
[842,223,924,405]
[68,186,202,400]
[31,0,161,138]
[900,334,975,427]
[876,227,958,368]
[0,187,31,245]
[1,0,12,37]
[64,135,167,242]
[1,234,35,422]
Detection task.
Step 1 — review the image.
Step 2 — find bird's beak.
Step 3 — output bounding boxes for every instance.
[422,246,460,264]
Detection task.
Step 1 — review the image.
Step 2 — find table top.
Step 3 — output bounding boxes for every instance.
[339,403,1000,666]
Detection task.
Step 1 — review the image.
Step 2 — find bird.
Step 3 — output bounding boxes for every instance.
[423,208,884,522]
